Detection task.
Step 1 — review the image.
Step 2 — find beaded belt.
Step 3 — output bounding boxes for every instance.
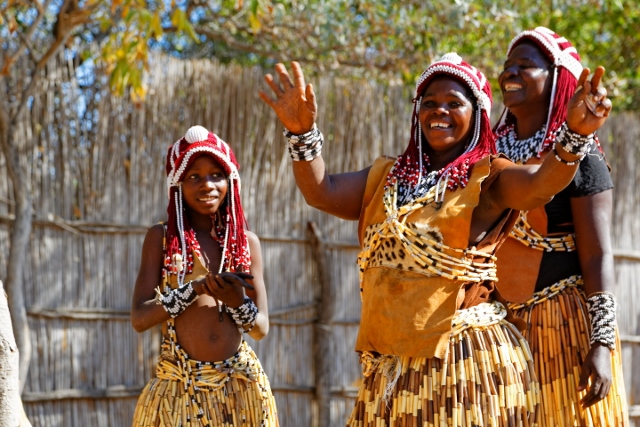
[449,300,507,335]
[511,211,576,252]
[508,275,582,310]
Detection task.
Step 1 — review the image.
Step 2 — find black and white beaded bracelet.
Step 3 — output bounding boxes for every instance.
[586,292,617,350]
[226,296,259,333]
[283,124,324,161]
[155,281,199,318]
[556,122,594,158]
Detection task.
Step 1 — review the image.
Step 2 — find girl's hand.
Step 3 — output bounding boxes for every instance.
[259,61,317,135]
[195,272,254,307]
[566,66,612,135]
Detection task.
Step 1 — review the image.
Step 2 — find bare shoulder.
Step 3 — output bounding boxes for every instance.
[144,223,165,247]
[245,230,262,253]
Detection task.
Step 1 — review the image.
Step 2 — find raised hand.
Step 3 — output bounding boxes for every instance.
[566,66,612,136]
[259,62,317,135]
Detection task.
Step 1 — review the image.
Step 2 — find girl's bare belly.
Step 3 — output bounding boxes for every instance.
[174,296,242,362]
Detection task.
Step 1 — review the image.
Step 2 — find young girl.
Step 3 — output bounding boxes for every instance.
[130,126,279,426]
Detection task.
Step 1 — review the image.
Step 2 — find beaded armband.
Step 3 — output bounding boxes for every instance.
[155,281,199,318]
[284,124,324,161]
[586,292,617,350]
[226,296,259,333]
[553,147,581,166]
[556,122,594,159]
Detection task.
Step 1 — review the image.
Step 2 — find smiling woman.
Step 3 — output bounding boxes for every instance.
[260,51,611,426]
[493,27,629,427]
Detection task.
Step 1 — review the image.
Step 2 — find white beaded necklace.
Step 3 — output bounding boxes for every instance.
[495,125,547,165]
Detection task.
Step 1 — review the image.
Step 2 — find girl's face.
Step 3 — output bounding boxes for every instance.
[181,155,228,217]
[499,42,553,113]
[419,76,475,154]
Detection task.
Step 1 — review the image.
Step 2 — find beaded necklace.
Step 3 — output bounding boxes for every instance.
[386,155,472,208]
[357,180,497,286]
[495,125,548,164]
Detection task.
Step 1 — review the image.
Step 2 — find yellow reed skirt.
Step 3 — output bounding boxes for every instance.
[131,340,279,427]
[346,301,540,427]
[509,277,629,427]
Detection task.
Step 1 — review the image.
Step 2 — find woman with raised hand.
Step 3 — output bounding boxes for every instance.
[493,27,628,426]
[261,52,609,426]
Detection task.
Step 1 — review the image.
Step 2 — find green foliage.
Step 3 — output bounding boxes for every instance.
[1,0,639,109]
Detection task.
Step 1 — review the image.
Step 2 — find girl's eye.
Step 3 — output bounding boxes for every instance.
[421,100,436,108]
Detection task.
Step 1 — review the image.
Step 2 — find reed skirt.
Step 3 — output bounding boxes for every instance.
[509,278,628,427]
[346,302,540,427]
[131,340,279,427]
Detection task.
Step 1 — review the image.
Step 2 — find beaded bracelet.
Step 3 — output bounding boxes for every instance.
[283,124,324,161]
[586,292,617,350]
[226,295,259,333]
[553,147,581,166]
[155,281,199,318]
[556,122,594,158]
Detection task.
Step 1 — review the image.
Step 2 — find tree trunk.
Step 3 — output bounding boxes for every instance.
[0,281,32,427]
[0,92,32,391]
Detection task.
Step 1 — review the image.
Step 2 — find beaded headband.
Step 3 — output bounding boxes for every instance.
[166,126,240,198]
[507,26,582,80]
[415,52,492,114]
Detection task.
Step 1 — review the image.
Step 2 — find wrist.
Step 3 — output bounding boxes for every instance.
[284,124,323,161]
[586,291,617,350]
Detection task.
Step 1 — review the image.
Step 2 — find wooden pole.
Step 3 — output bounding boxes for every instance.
[307,221,336,427]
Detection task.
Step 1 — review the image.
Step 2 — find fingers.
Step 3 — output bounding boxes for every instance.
[576,68,590,92]
[589,66,606,93]
[580,377,611,408]
[291,61,306,89]
[577,364,591,391]
[217,272,255,290]
[306,83,317,112]
[275,63,294,90]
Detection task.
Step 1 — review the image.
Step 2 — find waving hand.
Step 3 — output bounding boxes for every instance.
[259,62,317,135]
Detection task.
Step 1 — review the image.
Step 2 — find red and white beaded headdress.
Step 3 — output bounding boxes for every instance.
[495,27,584,155]
[392,53,495,199]
[165,126,250,284]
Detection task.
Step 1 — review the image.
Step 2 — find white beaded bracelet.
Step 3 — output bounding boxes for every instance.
[586,292,617,350]
[155,281,199,318]
[283,124,324,161]
[226,296,259,333]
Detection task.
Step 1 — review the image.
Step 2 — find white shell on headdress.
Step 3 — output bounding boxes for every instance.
[439,52,463,65]
[185,126,210,144]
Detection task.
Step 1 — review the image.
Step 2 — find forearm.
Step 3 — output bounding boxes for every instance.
[292,156,332,208]
[131,299,171,333]
[246,312,269,341]
[527,143,583,202]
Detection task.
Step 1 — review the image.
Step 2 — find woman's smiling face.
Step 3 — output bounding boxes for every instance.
[499,41,553,113]
[418,76,475,155]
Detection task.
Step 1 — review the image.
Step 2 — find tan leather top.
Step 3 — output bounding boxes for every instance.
[355,155,517,359]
